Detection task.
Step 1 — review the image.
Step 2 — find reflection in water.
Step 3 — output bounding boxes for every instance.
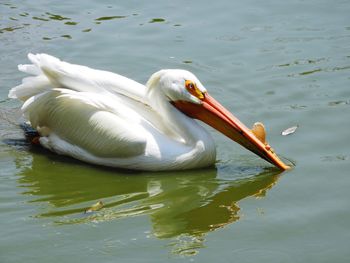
[14,146,282,255]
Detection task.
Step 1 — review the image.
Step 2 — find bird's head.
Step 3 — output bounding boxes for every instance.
[146,69,206,104]
[147,69,290,170]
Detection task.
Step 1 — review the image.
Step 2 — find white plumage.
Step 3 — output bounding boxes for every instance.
[10,54,290,171]
[10,54,216,170]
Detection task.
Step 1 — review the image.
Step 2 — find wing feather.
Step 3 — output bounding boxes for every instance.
[9,53,148,104]
[23,89,147,158]
[39,53,147,100]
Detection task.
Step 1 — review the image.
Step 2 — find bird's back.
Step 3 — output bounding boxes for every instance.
[9,53,148,104]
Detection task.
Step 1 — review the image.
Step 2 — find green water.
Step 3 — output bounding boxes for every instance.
[1,0,350,262]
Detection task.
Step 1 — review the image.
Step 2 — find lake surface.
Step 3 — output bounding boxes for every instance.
[1,0,349,262]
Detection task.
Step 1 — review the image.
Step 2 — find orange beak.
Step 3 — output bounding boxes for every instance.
[173,93,290,170]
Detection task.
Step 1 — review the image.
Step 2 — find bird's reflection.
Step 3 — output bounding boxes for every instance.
[15,145,282,255]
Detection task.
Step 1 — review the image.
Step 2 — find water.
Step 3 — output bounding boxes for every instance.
[1,0,349,262]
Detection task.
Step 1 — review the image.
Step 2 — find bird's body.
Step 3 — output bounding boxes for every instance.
[9,54,289,171]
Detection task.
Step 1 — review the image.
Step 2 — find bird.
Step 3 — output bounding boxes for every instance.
[9,54,290,171]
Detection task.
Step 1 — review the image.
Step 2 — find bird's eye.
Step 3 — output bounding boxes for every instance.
[187,82,195,90]
[185,80,204,99]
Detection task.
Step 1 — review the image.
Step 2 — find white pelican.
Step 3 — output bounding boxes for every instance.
[9,54,290,171]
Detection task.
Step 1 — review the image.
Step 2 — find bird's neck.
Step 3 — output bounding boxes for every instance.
[149,91,213,146]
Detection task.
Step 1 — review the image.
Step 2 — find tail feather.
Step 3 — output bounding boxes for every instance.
[18,64,42,75]
[8,75,50,101]
[8,53,58,101]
